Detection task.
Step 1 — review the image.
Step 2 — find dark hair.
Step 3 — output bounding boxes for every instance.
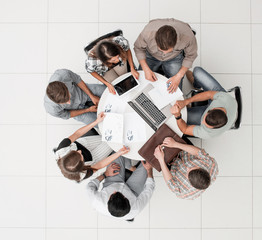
[107,192,130,217]
[188,168,211,190]
[95,41,126,68]
[155,25,177,50]
[205,109,228,129]
[46,81,70,104]
[57,151,95,182]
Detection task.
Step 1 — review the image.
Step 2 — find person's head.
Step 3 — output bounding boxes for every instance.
[46,81,70,104]
[188,168,211,190]
[96,41,127,67]
[107,192,130,217]
[57,150,94,182]
[155,25,177,53]
[204,108,228,129]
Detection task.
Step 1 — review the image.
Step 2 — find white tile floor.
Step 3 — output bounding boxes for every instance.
[0,0,261,239]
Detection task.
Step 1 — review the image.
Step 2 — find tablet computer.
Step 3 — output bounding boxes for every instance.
[114,75,139,96]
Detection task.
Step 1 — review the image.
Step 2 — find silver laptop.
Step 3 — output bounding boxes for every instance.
[128,84,172,131]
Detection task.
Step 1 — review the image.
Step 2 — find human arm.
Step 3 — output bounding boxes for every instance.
[91,146,130,170]
[170,104,195,136]
[126,49,139,80]
[90,72,116,95]
[139,59,157,82]
[69,105,97,118]
[176,91,217,109]
[77,80,100,105]
[68,112,105,142]
[167,66,188,93]
[162,137,200,156]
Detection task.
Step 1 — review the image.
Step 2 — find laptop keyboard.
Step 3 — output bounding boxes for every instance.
[135,93,166,125]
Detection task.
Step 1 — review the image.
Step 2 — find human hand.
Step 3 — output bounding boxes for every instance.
[170,104,181,118]
[107,83,116,95]
[176,100,187,109]
[105,163,120,177]
[154,145,165,162]
[96,112,106,123]
[91,95,100,106]
[167,74,182,93]
[141,160,152,170]
[87,105,97,112]
[131,68,140,80]
[144,68,157,82]
[162,137,177,148]
[117,145,130,155]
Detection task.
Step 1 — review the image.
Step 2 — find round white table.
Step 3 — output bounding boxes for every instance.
[97,71,187,160]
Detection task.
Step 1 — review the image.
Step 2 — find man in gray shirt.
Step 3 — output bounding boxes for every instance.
[44,69,106,125]
[134,18,198,93]
[171,67,237,139]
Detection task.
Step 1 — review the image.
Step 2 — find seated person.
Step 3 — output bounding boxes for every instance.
[154,137,218,200]
[87,156,155,220]
[44,69,106,125]
[171,67,238,139]
[134,18,197,93]
[55,112,130,182]
[85,32,139,95]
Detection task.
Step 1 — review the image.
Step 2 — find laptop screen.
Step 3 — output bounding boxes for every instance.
[114,75,138,96]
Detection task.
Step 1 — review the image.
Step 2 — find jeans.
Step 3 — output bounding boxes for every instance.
[141,51,184,89]
[103,157,147,197]
[73,84,106,126]
[187,67,226,125]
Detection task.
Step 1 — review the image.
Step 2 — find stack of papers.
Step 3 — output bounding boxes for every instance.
[102,113,146,144]
[148,79,183,109]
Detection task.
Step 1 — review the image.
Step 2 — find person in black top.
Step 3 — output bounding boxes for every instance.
[55,112,130,182]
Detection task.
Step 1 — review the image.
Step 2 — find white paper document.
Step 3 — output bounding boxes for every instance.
[148,80,183,109]
[124,112,146,144]
[103,94,126,114]
[102,113,123,143]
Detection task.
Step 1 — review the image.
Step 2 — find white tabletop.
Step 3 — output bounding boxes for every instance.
[97,71,187,160]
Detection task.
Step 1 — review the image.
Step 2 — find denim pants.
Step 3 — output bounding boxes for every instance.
[141,51,184,89]
[73,84,106,126]
[187,67,226,125]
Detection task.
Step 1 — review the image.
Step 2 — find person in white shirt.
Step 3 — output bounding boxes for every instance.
[86,156,155,221]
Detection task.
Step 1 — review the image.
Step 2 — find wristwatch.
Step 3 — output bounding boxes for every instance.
[102,173,107,178]
[175,114,182,120]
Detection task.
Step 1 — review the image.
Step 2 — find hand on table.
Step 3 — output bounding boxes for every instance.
[131,68,140,80]
[170,104,181,118]
[117,145,130,155]
[144,68,157,82]
[107,83,116,95]
[167,74,182,93]
[176,99,187,109]
[96,112,106,123]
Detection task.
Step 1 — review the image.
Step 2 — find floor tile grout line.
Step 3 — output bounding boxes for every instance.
[250,0,254,238]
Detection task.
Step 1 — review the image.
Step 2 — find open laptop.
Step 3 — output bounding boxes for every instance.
[128,84,172,131]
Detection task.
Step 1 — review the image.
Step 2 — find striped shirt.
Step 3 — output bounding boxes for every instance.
[167,149,218,200]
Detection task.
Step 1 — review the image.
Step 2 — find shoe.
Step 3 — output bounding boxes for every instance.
[186,70,194,85]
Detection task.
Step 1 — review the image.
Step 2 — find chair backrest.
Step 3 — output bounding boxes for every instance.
[227,86,242,130]
[84,30,123,54]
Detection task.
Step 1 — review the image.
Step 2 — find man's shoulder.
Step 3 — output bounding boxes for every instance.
[49,69,77,83]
